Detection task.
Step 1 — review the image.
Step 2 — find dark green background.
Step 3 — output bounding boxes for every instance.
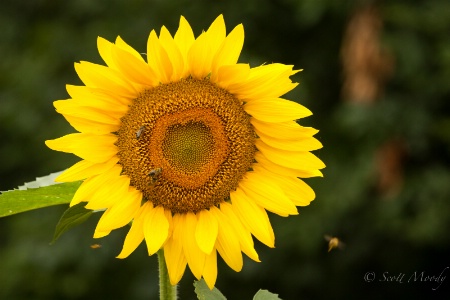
[1,0,450,299]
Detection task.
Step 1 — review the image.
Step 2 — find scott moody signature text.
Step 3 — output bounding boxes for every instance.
[363,267,448,290]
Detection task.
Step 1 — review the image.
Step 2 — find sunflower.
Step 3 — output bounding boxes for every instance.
[46,15,325,288]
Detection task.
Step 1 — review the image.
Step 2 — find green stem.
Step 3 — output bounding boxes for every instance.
[157,249,177,300]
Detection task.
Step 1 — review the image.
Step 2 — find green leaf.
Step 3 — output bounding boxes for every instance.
[51,202,93,244]
[0,174,81,218]
[14,171,64,191]
[194,279,227,300]
[253,290,282,300]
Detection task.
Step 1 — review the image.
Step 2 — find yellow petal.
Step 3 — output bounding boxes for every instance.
[255,129,323,151]
[117,203,149,258]
[97,36,115,68]
[210,206,243,272]
[61,115,119,134]
[189,15,226,78]
[112,44,159,87]
[187,32,212,79]
[74,61,137,99]
[251,118,318,139]
[45,133,118,163]
[164,214,187,285]
[94,185,141,232]
[229,64,299,100]
[174,16,195,78]
[195,209,218,255]
[54,99,121,125]
[180,212,205,279]
[93,229,111,239]
[255,152,323,178]
[211,23,244,81]
[164,208,174,244]
[115,36,146,62]
[101,35,148,89]
[70,164,122,206]
[244,98,312,122]
[230,188,275,247]
[67,84,132,106]
[147,30,173,83]
[113,35,155,97]
[219,202,260,262]
[159,26,184,81]
[84,173,131,210]
[256,139,325,170]
[66,91,129,117]
[215,64,250,90]
[202,250,218,290]
[240,171,298,216]
[253,165,316,206]
[206,15,226,47]
[144,205,170,255]
[55,156,119,182]
[66,84,92,99]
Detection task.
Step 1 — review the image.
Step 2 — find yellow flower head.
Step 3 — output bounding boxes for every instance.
[46,15,325,288]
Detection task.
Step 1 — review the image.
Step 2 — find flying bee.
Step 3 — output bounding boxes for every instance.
[148,167,162,185]
[136,126,145,139]
[324,235,345,252]
[90,244,102,249]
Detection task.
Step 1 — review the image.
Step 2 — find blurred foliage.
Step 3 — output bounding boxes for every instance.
[1,0,450,299]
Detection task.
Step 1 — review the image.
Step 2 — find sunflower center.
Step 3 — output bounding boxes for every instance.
[116,78,256,214]
[162,121,213,173]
